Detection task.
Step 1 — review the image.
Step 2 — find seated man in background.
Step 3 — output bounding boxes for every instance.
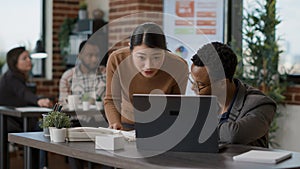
[190,42,276,148]
[58,40,110,169]
[59,40,106,108]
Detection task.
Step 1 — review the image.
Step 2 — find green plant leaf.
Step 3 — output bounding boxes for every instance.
[40,111,71,129]
[233,0,286,147]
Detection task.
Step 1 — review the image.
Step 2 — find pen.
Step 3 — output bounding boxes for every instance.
[53,103,58,111]
[58,104,63,112]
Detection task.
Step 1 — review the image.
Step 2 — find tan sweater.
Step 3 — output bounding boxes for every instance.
[104,47,188,125]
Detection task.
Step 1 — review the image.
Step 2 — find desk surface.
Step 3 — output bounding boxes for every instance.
[0,106,105,121]
[0,106,38,117]
[8,132,300,169]
[0,106,106,169]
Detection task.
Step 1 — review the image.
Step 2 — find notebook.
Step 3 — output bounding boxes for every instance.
[133,94,220,153]
[233,150,292,164]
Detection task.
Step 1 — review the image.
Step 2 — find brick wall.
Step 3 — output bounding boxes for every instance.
[33,0,80,102]
[108,0,163,49]
[34,0,163,102]
[36,0,300,105]
[284,85,300,105]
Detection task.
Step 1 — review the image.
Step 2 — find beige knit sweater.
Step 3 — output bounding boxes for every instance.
[104,47,188,125]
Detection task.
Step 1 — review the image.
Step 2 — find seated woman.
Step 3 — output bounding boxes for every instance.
[0,46,52,168]
[0,46,52,130]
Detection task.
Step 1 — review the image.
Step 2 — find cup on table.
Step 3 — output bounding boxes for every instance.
[82,101,90,111]
[42,114,50,137]
[67,95,80,110]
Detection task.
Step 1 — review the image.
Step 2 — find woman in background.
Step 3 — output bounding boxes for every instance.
[0,46,51,109]
[0,46,52,169]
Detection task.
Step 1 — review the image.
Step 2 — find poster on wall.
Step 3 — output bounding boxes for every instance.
[163,0,225,95]
[163,0,224,55]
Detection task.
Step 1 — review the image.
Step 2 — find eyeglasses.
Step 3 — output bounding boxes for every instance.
[188,72,211,93]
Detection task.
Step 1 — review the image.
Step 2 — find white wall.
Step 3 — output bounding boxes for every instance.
[275,105,300,152]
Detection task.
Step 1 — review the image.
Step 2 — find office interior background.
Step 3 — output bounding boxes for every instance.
[0,0,299,152]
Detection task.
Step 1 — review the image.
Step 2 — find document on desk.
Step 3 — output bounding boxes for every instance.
[15,107,52,112]
[66,127,136,142]
[233,150,292,164]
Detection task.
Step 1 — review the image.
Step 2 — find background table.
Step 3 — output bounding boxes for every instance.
[0,106,52,169]
[0,106,106,169]
[8,132,300,169]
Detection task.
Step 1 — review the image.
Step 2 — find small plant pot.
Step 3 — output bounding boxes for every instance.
[49,127,67,142]
[82,101,90,111]
[96,101,103,110]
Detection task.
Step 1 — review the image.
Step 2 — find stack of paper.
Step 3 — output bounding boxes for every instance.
[15,107,52,112]
[233,150,292,164]
[66,127,120,141]
[66,127,136,142]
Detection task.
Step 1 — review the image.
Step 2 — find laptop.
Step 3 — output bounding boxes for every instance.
[133,94,220,153]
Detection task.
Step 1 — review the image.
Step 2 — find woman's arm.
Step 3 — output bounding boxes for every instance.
[104,52,123,129]
[12,78,39,106]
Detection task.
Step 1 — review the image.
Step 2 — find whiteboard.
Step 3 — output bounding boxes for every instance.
[163,0,225,95]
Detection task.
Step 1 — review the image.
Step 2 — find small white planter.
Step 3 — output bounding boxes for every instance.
[82,101,90,111]
[49,127,67,142]
[96,101,103,110]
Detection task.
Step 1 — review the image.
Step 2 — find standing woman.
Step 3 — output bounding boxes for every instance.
[0,46,52,132]
[105,22,188,130]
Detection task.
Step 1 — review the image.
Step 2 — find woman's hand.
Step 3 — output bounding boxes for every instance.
[109,122,123,130]
[37,98,53,108]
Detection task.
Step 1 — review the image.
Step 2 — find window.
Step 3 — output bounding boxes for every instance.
[0,0,51,78]
[277,0,300,75]
[244,0,300,76]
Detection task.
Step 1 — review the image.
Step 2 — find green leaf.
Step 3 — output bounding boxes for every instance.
[233,0,286,147]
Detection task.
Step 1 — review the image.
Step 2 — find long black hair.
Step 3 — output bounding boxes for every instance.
[129,22,167,51]
[6,46,29,80]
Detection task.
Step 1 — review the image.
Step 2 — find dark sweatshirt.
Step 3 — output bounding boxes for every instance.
[0,70,38,107]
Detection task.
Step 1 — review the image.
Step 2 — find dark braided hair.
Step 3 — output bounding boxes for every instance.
[191,42,237,81]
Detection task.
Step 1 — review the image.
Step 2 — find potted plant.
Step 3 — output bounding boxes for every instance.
[81,93,90,111]
[95,95,103,110]
[58,17,77,57]
[233,0,287,147]
[40,111,71,142]
[78,1,88,20]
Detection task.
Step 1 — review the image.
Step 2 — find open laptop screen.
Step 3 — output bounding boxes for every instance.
[133,94,220,153]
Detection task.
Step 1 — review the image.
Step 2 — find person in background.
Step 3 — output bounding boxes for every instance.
[104,22,189,130]
[190,42,276,148]
[59,40,110,169]
[0,46,53,169]
[0,46,52,130]
[59,40,106,107]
